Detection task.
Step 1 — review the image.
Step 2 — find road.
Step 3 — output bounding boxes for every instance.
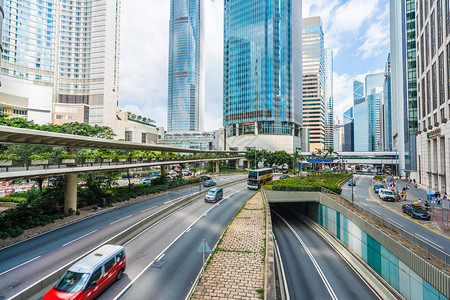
[0,173,247,299]
[341,174,450,254]
[272,205,380,300]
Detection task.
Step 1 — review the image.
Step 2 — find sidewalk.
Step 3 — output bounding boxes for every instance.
[190,192,265,300]
[394,179,450,234]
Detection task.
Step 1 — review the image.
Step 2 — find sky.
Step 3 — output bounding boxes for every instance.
[119,0,390,131]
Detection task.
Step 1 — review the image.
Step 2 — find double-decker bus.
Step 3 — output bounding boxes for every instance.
[248,168,273,190]
[355,165,362,172]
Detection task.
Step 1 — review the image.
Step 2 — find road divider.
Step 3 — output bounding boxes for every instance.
[9,177,247,300]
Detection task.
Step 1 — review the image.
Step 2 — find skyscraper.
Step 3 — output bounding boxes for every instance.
[343,107,354,152]
[302,16,325,152]
[390,0,418,177]
[324,48,334,150]
[167,0,204,132]
[223,0,302,153]
[353,80,364,101]
[0,0,4,78]
[0,0,121,128]
[415,0,449,193]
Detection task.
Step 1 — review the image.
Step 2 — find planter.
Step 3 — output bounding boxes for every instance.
[118,159,127,162]
[0,160,12,167]
[428,125,433,130]
[31,159,49,165]
[84,158,95,163]
[442,118,448,123]
[102,159,112,163]
[62,159,76,164]
[434,122,440,127]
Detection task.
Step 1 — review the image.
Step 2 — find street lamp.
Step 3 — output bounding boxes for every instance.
[351,172,354,206]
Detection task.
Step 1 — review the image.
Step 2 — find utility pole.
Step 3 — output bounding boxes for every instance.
[351,173,354,206]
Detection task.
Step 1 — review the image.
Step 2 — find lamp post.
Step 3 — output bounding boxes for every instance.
[351,172,354,206]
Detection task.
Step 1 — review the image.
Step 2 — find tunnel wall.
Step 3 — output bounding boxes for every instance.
[305,203,448,300]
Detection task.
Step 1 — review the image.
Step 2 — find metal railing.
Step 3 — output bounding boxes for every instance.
[320,187,449,270]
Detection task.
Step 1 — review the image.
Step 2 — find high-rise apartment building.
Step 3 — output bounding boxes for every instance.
[167,0,204,132]
[390,0,418,178]
[0,0,121,129]
[302,16,325,152]
[415,0,450,193]
[324,48,334,150]
[223,0,302,153]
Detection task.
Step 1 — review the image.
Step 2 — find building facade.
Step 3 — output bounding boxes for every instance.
[366,73,385,151]
[0,0,3,79]
[0,0,121,129]
[415,0,450,193]
[167,0,204,132]
[223,0,302,153]
[302,17,325,152]
[382,54,393,151]
[324,48,334,150]
[343,107,354,151]
[354,97,370,151]
[390,0,418,177]
[353,80,364,101]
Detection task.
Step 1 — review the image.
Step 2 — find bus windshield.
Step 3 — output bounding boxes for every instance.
[248,171,257,179]
[248,179,258,186]
[55,271,89,293]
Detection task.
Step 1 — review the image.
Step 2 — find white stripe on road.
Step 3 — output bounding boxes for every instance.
[0,256,41,276]
[109,215,132,225]
[186,228,191,233]
[156,253,165,261]
[63,230,97,247]
[273,211,339,300]
[416,234,444,249]
[386,218,404,228]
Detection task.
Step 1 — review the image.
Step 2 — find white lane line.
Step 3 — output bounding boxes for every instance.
[156,253,165,261]
[115,197,223,300]
[274,239,291,300]
[110,215,132,225]
[63,230,98,247]
[186,228,191,233]
[359,202,367,206]
[0,256,41,276]
[386,218,404,228]
[416,234,444,249]
[141,207,154,212]
[273,211,339,300]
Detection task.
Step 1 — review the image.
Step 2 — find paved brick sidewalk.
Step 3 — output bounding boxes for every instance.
[191,192,265,300]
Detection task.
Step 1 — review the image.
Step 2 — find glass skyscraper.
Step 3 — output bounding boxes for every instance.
[324,48,334,149]
[353,80,364,101]
[223,0,302,153]
[0,0,4,75]
[167,0,204,132]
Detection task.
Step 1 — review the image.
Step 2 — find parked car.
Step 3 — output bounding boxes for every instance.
[348,180,356,186]
[373,184,383,193]
[402,204,431,220]
[379,188,395,202]
[122,174,135,178]
[150,173,160,177]
[203,180,216,187]
[280,175,290,179]
[282,170,289,174]
[139,178,152,185]
[200,175,212,180]
[204,187,223,203]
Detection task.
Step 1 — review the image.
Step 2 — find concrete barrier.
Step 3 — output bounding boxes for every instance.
[9,178,247,300]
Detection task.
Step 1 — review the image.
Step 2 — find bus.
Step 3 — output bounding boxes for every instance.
[248,168,273,190]
[355,165,362,172]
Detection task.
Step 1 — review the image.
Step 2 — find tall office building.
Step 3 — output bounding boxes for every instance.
[353,80,364,101]
[390,0,418,178]
[0,0,4,78]
[353,73,384,152]
[167,0,204,132]
[0,0,121,128]
[343,107,354,152]
[324,48,334,150]
[223,0,302,153]
[382,54,393,151]
[302,16,325,152]
[415,0,449,193]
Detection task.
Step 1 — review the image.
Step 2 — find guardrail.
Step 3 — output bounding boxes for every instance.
[320,188,450,270]
[9,177,247,300]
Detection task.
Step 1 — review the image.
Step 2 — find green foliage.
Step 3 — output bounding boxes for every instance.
[0,195,27,203]
[0,153,15,161]
[373,175,385,181]
[29,153,51,160]
[58,153,76,159]
[266,173,349,194]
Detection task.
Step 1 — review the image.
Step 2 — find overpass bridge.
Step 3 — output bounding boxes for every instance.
[0,126,245,212]
[300,151,398,170]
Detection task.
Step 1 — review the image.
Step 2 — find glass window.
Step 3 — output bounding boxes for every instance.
[55,271,89,293]
[104,257,115,272]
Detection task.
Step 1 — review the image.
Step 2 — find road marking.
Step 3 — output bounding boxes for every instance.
[0,256,41,276]
[359,202,367,206]
[274,211,338,300]
[156,253,165,260]
[386,218,404,228]
[109,215,132,225]
[63,230,97,247]
[368,187,450,240]
[186,228,191,233]
[416,234,444,249]
[115,195,226,300]
[141,207,154,212]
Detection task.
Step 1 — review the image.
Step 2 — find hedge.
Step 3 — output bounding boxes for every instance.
[270,182,342,194]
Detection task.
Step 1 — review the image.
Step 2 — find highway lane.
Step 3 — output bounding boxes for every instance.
[341,174,450,253]
[0,174,246,299]
[114,185,254,300]
[272,205,380,300]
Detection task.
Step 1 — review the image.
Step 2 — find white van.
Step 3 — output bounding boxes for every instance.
[379,188,396,202]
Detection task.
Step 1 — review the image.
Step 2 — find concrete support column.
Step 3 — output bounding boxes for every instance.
[255,121,258,135]
[236,159,239,169]
[216,161,220,173]
[445,137,450,194]
[161,165,166,176]
[236,124,239,136]
[64,174,77,214]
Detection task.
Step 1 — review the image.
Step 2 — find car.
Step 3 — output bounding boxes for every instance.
[282,170,289,174]
[402,204,431,220]
[139,178,152,185]
[379,188,396,202]
[204,187,223,203]
[122,174,135,178]
[150,173,160,177]
[373,184,383,193]
[348,180,356,186]
[200,175,212,180]
[280,175,290,179]
[203,180,216,187]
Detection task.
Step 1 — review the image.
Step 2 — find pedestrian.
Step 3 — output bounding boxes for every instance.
[418,199,423,205]
[413,178,416,184]
[444,192,448,201]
